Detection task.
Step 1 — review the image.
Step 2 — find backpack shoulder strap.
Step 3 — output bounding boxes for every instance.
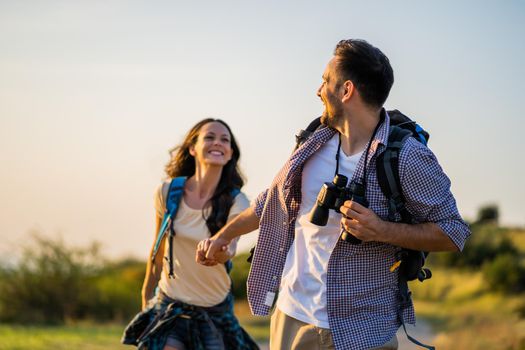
[378,127,435,349]
[376,125,413,223]
[165,177,187,216]
[230,187,241,198]
[151,177,187,263]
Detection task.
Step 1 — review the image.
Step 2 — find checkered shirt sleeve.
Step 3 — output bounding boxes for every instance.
[399,138,471,250]
[253,189,268,219]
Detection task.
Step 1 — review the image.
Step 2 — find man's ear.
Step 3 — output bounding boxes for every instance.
[341,80,355,102]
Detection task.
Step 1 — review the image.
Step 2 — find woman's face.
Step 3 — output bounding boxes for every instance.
[189,121,233,167]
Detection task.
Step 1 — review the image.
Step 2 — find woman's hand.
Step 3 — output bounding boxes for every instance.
[196,237,232,266]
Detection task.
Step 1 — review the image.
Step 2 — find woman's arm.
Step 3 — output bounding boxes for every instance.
[140,214,165,310]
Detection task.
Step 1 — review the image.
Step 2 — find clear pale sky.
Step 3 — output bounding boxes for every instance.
[1,0,524,259]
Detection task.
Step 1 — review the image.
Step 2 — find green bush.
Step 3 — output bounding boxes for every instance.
[89,259,144,321]
[476,204,499,224]
[230,252,252,299]
[429,224,519,268]
[0,233,254,324]
[0,235,144,324]
[482,254,525,294]
[0,235,103,324]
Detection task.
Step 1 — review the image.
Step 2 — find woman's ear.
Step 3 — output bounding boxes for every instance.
[189,145,196,157]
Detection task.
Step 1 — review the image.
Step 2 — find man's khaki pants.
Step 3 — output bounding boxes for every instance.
[270,308,398,350]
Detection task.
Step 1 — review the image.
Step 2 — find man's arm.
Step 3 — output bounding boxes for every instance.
[340,138,470,252]
[196,206,260,264]
[340,201,458,251]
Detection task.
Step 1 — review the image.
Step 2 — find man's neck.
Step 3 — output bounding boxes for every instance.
[335,108,381,157]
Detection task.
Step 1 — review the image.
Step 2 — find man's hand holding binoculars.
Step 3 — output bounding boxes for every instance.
[340,200,387,243]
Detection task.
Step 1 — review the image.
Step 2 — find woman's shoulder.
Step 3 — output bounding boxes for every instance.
[153,179,174,215]
[155,179,172,198]
[231,190,250,214]
[155,177,188,201]
[234,190,249,201]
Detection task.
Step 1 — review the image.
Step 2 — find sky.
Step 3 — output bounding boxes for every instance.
[1,0,524,260]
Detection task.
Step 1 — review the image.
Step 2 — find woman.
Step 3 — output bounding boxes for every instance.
[123,119,258,350]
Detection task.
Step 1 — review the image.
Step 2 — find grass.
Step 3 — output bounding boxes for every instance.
[0,323,128,350]
[2,278,524,350]
[2,271,524,350]
[234,300,270,343]
[0,301,269,350]
[410,266,525,350]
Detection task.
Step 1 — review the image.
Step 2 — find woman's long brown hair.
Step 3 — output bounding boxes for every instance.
[164,118,245,235]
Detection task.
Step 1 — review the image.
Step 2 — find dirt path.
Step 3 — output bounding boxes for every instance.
[396,319,436,349]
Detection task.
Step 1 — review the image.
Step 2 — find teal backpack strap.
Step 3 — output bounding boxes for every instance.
[230,187,240,198]
[150,177,187,277]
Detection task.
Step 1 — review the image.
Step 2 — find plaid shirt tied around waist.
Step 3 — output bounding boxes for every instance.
[246,112,470,350]
[122,292,258,350]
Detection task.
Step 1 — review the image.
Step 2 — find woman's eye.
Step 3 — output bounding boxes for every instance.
[204,136,214,140]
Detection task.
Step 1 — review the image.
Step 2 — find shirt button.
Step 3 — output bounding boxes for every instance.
[272,276,277,280]
[279,248,284,252]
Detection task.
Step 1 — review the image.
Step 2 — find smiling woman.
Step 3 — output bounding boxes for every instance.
[122,119,258,350]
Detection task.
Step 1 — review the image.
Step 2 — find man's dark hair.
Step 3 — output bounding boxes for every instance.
[334,39,394,108]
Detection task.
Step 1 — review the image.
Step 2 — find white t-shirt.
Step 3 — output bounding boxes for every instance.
[154,181,250,307]
[276,133,364,328]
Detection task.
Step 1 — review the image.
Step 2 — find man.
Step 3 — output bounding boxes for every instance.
[196,39,470,350]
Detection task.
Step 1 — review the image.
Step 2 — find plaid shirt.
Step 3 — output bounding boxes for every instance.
[247,112,470,349]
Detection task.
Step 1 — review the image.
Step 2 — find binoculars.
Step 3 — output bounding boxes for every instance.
[308,174,368,244]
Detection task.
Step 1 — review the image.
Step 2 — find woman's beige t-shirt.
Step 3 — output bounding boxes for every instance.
[154,181,250,307]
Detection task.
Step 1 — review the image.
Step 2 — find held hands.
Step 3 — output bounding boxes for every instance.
[195,236,232,266]
[339,200,387,243]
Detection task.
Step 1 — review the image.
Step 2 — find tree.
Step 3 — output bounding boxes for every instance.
[476,204,499,224]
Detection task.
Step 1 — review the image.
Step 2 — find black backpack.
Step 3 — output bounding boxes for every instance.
[294,110,434,349]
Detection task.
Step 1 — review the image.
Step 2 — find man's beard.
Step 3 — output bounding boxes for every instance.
[320,101,344,128]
